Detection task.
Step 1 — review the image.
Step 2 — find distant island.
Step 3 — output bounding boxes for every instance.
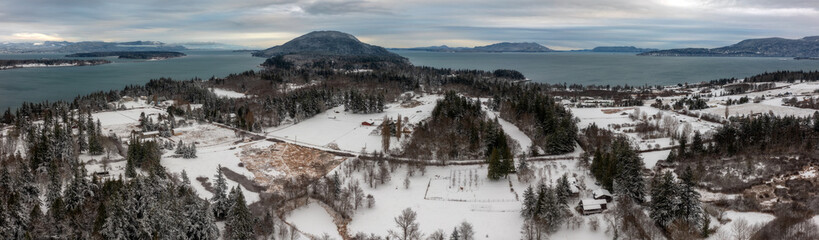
[0,40,187,53]
[394,42,555,52]
[0,59,110,70]
[639,36,819,57]
[571,46,659,53]
[252,31,409,66]
[66,51,186,60]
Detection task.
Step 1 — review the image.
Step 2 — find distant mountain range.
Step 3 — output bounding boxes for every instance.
[66,51,186,59]
[0,41,186,53]
[570,46,659,53]
[639,36,819,57]
[394,42,554,52]
[252,31,407,63]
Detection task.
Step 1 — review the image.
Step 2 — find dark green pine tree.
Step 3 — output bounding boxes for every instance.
[650,172,677,229]
[813,111,819,132]
[88,131,103,155]
[613,138,646,203]
[521,185,536,219]
[486,148,502,180]
[449,227,460,240]
[211,165,230,220]
[555,174,571,205]
[691,131,704,155]
[677,166,703,226]
[93,202,107,236]
[225,185,254,240]
[678,136,688,158]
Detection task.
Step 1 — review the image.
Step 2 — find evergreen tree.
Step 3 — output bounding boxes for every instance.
[449,227,460,240]
[678,136,688,158]
[521,185,536,219]
[225,185,254,240]
[555,174,571,205]
[537,184,563,233]
[211,165,230,220]
[650,172,677,229]
[486,148,502,180]
[88,120,104,155]
[175,140,185,155]
[46,171,62,210]
[677,166,703,227]
[612,139,646,203]
[101,194,130,240]
[691,131,704,155]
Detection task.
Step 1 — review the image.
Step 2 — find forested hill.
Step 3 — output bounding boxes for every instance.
[66,51,186,59]
[639,36,819,57]
[0,59,110,70]
[252,31,407,64]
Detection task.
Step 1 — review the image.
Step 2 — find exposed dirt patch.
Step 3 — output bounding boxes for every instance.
[240,142,346,192]
[600,107,634,114]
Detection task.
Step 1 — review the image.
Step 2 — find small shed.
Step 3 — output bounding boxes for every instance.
[593,189,613,202]
[577,199,608,215]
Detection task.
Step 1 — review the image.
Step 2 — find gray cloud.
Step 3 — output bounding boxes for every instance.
[0,0,816,49]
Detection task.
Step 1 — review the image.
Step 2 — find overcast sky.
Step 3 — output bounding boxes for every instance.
[1,0,817,50]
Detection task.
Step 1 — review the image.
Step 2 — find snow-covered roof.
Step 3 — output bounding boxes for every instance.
[593,189,612,198]
[582,204,602,210]
[142,131,160,135]
[579,199,607,206]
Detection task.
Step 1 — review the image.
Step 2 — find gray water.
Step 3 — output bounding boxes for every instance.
[394,50,819,86]
[0,50,263,111]
[2,50,819,111]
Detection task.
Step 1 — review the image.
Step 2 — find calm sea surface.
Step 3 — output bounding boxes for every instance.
[0,50,263,110]
[2,50,819,110]
[394,50,819,86]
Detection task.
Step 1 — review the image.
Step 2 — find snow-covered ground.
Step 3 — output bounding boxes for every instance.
[93,106,165,139]
[341,159,606,239]
[286,201,342,239]
[707,211,775,240]
[266,94,442,153]
[485,109,533,153]
[571,106,719,159]
[211,88,248,98]
[692,81,819,118]
[640,150,671,169]
[91,103,263,203]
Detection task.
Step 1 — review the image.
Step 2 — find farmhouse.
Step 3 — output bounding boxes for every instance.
[577,198,608,215]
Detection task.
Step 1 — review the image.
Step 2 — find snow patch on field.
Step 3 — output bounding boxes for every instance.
[211,88,247,98]
[640,150,670,169]
[287,201,342,239]
[708,211,775,240]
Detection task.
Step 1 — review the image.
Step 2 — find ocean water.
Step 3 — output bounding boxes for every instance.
[2,50,819,111]
[0,50,263,110]
[394,50,819,86]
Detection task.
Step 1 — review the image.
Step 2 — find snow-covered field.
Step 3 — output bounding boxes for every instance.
[266,94,442,153]
[571,105,718,169]
[89,101,263,203]
[707,211,775,240]
[286,201,342,239]
[337,159,607,239]
[694,81,819,118]
[211,88,248,98]
[640,150,671,169]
